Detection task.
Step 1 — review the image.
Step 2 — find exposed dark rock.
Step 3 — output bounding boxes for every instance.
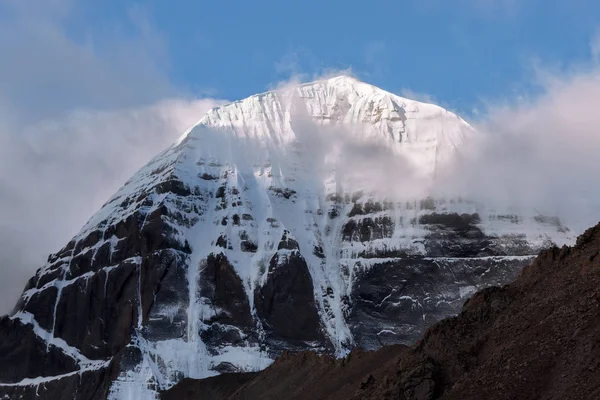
[348,256,525,349]
[1,367,114,400]
[200,324,247,348]
[143,253,189,342]
[0,317,79,382]
[216,234,228,248]
[199,253,253,330]
[328,206,340,219]
[418,213,481,230]
[155,179,192,197]
[254,250,327,349]
[240,240,258,252]
[277,230,300,250]
[266,217,278,228]
[215,186,226,199]
[342,216,395,242]
[53,263,137,360]
[268,186,297,199]
[313,245,325,258]
[21,286,58,331]
[199,173,219,181]
[162,374,259,400]
[35,262,67,288]
[347,203,365,217]
[0,183,193,399]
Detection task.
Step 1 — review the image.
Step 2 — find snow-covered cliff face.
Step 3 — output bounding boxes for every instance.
[0,76,574,400]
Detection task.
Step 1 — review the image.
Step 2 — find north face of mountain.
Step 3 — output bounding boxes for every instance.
[163,221,600,400]
[0,76,574,399]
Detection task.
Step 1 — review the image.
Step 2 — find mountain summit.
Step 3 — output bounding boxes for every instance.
[0,77,573,399]
[184,74,471,178]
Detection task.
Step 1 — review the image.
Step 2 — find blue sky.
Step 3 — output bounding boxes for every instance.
[46,0,600,117]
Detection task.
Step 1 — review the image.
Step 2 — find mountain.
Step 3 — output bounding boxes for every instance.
[0,76,574,399]
[164,221,600,400]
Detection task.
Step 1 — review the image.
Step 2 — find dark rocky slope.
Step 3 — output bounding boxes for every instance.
[163,221,600,400]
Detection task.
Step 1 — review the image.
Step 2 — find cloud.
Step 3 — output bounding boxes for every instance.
[271,62,600,239]
[394,61,600,234]
[0,1,178,123]
[0,2,223,314]
[242,74,463,204]
[274,35,600,238]
[431,32,600,230]
[442,65,600,230]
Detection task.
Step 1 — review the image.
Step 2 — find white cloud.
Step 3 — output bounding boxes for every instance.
[393,37,600,234]
[0,2,223,314]
[275,65,600,238]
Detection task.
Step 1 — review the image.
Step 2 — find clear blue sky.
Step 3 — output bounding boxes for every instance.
[7,0,600,117]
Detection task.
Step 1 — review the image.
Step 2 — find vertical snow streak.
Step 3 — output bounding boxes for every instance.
[137,261,143,329]
[321,200,355,354]
[184,180,219,379]
[49,239,80,348]
[186,260,199,338]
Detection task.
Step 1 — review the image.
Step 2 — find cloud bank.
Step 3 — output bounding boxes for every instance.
[0,2,223,314]
[272,66,600,236]
[444,62,600,232]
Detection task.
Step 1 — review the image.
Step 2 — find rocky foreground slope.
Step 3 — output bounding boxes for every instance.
[0,76,574,399]
[164,221,600,400]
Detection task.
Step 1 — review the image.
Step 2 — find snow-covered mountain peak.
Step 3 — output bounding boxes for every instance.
[0,75,576,400]
[83,77,477,238]
[179,76,473,180]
